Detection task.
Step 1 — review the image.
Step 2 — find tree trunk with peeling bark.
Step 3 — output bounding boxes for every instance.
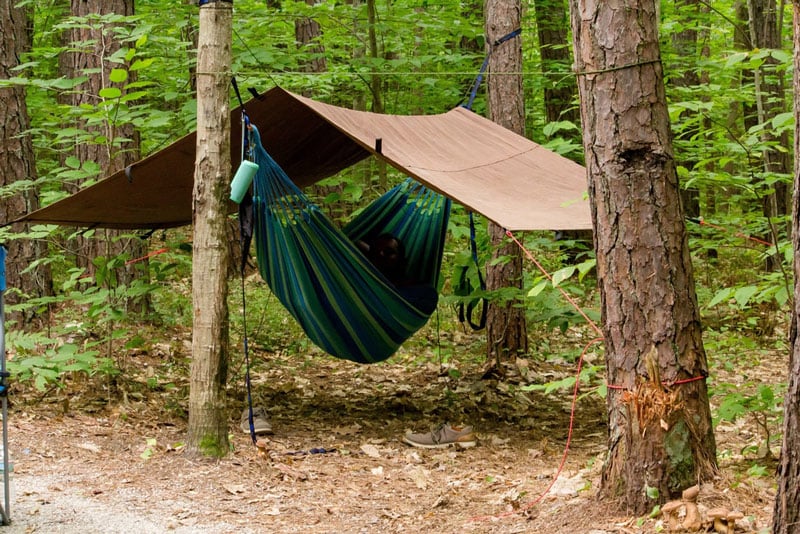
[569,0,717,512]
[187,0,232,457]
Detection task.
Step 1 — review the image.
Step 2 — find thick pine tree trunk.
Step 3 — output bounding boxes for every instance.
[772,6,800,530]
[484,0,528,368]
[187,0,232,457]
[0,0,53,328]
[569,0,717,512]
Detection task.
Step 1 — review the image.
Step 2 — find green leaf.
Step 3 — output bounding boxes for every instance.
[706,288,733,309]
[577,259,596,281]
[724,51,749,68]
[758,385,774,404]
[34,374,48,392]
[98,87,122,99]
[49,76,87,89]
[551,266,576,287]
[774,286,789,306]
[770,49,791,63]
[771,112,794,130]
[129,58,155,71]
[108,68,128,83]
[528,280,548,298]
[717,394,746,421]
[734,286,758,308]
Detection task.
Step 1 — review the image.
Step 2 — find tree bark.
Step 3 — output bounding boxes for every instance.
[0,0,53,328]
[773,5,800,530]
[183,0,199,93]
[671,0,701,221]
[534,0,579,125]
[187,0,232,457]
[295,0,327,78]
[569,0,717,512]
[747,0,791,272]
[533,0,591,258]
[61,0,146,303]
[484,0,528,368]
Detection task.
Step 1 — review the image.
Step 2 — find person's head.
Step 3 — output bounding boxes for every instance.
[369,233,405,280]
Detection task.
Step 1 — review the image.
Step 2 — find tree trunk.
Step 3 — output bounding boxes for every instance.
[183,0,199,93]
[295,2,348,222]
[747,0,791,272]
[671,0,701,221]
[569,0,717,512]
[534,0,579,125]
[61,0,146,304]
[187,0,232,457]
[295,0,327,79]
[533,0,591,258]
[773,5,800,530]
[366,0,387,190]
[0,0,53,328]
[484,0,528,368]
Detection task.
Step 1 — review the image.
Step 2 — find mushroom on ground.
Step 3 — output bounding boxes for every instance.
[726,511,744,533]
[660,500,683,531]
[682,485,702,531]
[706,507,730,533]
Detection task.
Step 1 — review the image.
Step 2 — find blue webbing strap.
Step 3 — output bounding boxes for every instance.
[231,77,258,445]
[0,246,5,292]
[0,245,9,524]
[459,29,519,329]
[463,28,521,111]
[198,0,232,6]
[455,213,487,330]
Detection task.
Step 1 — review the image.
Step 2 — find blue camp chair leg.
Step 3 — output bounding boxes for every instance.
[0,245,10,525]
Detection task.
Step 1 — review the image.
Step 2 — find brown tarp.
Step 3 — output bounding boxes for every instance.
[8,86,591,231]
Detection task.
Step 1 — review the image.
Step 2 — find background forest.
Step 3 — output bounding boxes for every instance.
[0,0,795,531]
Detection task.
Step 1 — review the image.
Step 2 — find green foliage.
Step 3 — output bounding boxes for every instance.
[140,437,158,460]
[0,0,794,463]
[713,383,783,425]
[6,330,108,391]
[520,363,605,400]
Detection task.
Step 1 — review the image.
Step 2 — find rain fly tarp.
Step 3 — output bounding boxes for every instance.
[8,86,591,232]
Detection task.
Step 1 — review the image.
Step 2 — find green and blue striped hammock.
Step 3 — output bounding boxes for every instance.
[249,125,451,364]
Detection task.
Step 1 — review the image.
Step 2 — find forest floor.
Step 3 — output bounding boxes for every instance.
[0,326,782,533]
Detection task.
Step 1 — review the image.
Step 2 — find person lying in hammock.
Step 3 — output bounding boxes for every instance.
[358,233,439,315]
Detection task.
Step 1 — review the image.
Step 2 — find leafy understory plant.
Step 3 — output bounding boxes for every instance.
[6,329,108,392]
[713,381,785,459]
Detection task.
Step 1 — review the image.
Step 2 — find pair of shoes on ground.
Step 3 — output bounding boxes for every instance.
[240,406,273,435]
[402,423,476,449]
